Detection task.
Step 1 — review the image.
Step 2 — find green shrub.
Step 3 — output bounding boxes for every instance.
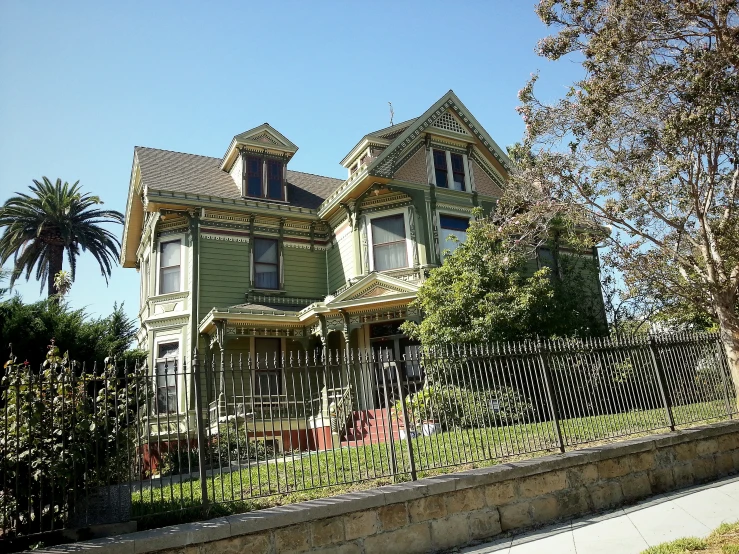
[396,385,534,431]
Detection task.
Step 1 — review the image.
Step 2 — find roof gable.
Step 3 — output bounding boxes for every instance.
[367,90,511,181]
[327,272,419,305]
[221,123,299,171]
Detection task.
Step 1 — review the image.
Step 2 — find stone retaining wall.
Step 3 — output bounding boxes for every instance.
[48,420,739,554]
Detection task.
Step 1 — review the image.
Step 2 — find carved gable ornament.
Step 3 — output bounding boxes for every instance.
[327,272,419,306]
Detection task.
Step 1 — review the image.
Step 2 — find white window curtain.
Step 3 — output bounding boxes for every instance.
[372,214,407,271]
[159,240,180,294]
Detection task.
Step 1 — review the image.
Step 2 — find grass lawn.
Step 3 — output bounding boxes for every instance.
[132,400,733,529]
[641,521,739,553]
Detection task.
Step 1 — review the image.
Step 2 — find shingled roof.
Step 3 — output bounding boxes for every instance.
[135,147,344,210]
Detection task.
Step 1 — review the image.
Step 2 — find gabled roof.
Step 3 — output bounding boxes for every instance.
[221,123,299,171]
[367,90,511,179]
[325,272,419,308]
[135,147,343,210]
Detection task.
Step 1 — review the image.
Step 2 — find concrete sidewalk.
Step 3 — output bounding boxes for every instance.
[459,474,739,554]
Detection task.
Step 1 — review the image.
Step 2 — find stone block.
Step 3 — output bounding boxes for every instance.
[311,516,345,547]
[499,502,532,531]
[531,495,559,525]
[445,487,485,514]
[468,508,502,541]
[377,503,408,532]
[408,495,446,523]
[693,456,717,482]
[589,481,623,510]
[620,473,652,501]
[632,451,656,472]
[715,452,735,476]
[484,480,516,506]
[275,523,310,553]
[673,463,695,487]
[219,532,273,554]
[314,544,362,554]
[654,448,676,468]
[567,464,598,488]
[556,487,591,519]
[430,513,471,550]
[344,510,379,540]
[363,523,432,554]
[649,467,675,493]
[696,438,719,457]
[718,433,739,452]
[519,470,567,498]
[597,457,631,479]
[675,441,697,462]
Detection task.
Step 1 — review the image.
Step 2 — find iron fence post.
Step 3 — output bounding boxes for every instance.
[537,338,565,453]
[192,347,209,507]
[648,336,675,431]
[713,334,734,419]
[393,363,417,481]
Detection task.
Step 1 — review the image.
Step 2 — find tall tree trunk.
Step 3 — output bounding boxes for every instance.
[47,245,64,298]
[716,300,739,410]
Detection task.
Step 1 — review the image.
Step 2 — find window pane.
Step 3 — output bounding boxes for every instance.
[160,241,180,268]
[254,372,280,396]
[267,160,282,199]
[160,266,180,294]
[371,214,406,244]
[158,342,179,359]
[254,239,278,263]
[374,242,407,271]
[433,150,448,187]
[247,157,262,196]
[433,150,447,169]
[254,263,278,289]
[440,215,469,231]
[450,153,465,173]
[440,228,467,254]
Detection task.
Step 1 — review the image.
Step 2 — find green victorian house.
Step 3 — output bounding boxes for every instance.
[121,90,588,455]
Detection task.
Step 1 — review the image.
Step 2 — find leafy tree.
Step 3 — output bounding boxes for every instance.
[504,1,739,403]
[0,298,143,368]
[401,214,606,347]
[0,177,124,297]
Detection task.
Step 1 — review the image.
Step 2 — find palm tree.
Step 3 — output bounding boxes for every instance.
[0,177,124,297]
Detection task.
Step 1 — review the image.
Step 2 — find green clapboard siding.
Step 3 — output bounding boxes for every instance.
[199,238,250,313]
[327,244,346,293]
[282,247,327,298]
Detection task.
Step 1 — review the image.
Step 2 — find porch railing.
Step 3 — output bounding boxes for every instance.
[208,393,317,423]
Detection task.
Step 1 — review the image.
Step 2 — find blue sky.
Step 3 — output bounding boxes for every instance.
[0,0,582,321]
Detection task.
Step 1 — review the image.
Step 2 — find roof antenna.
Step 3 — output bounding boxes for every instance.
[388,102,394,126]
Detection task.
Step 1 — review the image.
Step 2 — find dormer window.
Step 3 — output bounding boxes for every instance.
[243,155,285,201]
[267,160,283,199]
[432,149,467,192]
[246,156,262,197]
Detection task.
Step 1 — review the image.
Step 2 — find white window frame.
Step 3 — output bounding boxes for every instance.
[366,207,414,272]
[153,335,182,414]
[155,234,185,296]
[429,147,472,193]
[140,254,150,308]
[438,212,471,256]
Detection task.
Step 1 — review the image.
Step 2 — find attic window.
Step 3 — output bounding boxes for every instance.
[243,155,285,201]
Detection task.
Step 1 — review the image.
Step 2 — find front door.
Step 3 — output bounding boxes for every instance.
[369,321,422,407]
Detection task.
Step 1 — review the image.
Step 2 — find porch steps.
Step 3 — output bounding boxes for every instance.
[340,409,403,446]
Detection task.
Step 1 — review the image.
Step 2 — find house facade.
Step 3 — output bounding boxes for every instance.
[121,90,600,453]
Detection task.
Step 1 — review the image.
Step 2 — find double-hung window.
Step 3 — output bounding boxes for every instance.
[159,240,181,294]
[433,149,449,188]
[371,214,408,271]
[244,156,284,200]
[155,342,178,414]
[253,238,279,289]
[439,215,469,255]
[433,149,467,191]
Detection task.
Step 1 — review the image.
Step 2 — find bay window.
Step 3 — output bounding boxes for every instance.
[253,238,279,289]
[440,215,469,255]
[159,240,181,294]
[371,214,408,271]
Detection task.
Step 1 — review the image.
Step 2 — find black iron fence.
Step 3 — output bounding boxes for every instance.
[0,332,735,546]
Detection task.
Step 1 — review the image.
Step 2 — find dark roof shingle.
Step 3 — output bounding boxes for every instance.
[135,147,343,210]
